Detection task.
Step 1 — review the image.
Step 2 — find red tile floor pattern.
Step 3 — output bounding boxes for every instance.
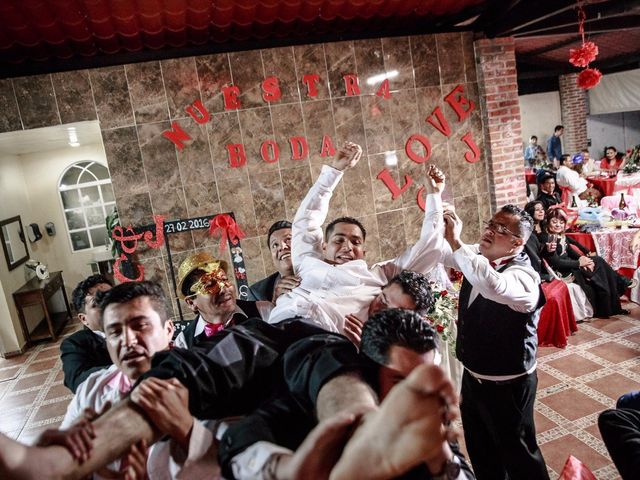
[1,306,639,479]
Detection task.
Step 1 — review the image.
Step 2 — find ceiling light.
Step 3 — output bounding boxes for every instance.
[384,151,398,166]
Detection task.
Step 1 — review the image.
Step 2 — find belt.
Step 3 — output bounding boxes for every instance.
[467,371,531,386]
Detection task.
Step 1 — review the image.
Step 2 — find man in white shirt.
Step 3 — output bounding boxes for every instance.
[268,142,446,334]
[556,153,588,207]
[440,205,549,480]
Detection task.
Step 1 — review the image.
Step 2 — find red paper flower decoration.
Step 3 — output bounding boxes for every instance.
[577,68,602,90]
[569,41,599,68]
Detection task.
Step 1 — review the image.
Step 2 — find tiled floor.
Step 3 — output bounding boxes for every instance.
[1,307,640,478]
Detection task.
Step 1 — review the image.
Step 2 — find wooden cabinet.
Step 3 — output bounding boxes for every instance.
[12,271,72,347]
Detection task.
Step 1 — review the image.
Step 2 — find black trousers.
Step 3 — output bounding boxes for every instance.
[598,408,640,480]
[461,370,549,480]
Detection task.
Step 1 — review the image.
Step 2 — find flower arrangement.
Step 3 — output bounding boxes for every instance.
[426,280,459,356]
[622,145,640,174]
[569,5,602,90]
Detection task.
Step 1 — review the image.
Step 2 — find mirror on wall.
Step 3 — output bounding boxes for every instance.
[0,215,29,270]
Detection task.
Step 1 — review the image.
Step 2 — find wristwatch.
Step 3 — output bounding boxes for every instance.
[433,456,462,480]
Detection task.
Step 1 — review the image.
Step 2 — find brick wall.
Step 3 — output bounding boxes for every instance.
[559,73,588,155]
[474,37,527,211]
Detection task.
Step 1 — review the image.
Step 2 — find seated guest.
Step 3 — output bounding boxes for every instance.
[540,208,631,318]
[219,309,473,480]
[600,146,626,174]
[268,141,446,334]
[61,275,113,393]
[536,174,562,210]
[580,149,599,177]
[556,153,588,206]
[247,220,301,302]
[174,252,272,348]
[523,201,550,281]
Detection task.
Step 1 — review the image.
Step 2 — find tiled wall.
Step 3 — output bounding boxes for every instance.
[0,32,490,318]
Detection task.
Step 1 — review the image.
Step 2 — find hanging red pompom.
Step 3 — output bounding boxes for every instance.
[569,41,599,67]
[577,68,602,90]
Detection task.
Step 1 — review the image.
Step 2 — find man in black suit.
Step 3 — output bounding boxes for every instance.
[247,220,301,302]
[174,252,273,348]
[60,274,113,393]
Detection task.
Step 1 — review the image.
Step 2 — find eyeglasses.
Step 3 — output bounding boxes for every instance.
[482,220,522,238]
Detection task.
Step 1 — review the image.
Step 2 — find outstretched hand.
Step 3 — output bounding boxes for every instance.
[343,314,364,348]
[443,209,463,250]
[333,142,363,171]
[424,165,446,195]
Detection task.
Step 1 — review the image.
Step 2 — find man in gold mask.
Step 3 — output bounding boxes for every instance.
[174,252,273,348]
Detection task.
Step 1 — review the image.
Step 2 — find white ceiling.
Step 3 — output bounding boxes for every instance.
[0,120,103,156]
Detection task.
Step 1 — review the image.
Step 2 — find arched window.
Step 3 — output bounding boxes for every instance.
[58,161,116,252]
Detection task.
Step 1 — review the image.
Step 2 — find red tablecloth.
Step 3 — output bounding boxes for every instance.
[525,172,537,185]
[566,232,595,252]
[587,176,617,197]
[538,280,577,348]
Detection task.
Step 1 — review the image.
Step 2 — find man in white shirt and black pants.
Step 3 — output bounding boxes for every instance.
[441,205,549,480]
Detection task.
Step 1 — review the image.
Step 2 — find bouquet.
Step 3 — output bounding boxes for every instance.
[426,280,460,355]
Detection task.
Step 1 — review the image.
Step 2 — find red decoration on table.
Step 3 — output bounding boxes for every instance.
[209,214,246,252]
[577,68,602,90]
[569,41,598,68]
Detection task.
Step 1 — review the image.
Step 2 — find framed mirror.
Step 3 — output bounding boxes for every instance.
[0,215,29,271]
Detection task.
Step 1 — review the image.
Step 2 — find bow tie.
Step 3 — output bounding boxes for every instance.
[203,322,225,337]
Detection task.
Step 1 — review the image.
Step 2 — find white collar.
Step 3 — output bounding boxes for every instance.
[194,306,247,336]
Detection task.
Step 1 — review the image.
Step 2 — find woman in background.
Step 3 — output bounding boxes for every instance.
[600,146,626,174]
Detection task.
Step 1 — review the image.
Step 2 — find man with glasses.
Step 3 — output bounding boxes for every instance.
[439,205,549,480]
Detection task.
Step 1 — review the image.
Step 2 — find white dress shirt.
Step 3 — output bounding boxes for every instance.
[267,164,444,332]
[556,165,588,195]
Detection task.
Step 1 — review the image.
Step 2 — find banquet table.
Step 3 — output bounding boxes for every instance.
[615,172,640,194]
[525,171,537,185]
[566,232,595,252]
[538,279,577,348]
[567,228,639,272]
[587,175,616,197]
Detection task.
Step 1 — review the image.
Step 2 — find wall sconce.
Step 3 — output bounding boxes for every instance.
[27,223,43,242]
[45,222,56,236]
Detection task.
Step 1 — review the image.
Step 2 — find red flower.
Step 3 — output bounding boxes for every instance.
[577,68,602,90]
[440,290,448,297]
[436,325,444,333]
[569,42,599,68]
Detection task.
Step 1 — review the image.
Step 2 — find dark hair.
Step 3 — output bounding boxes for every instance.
[72,274,113,313]
[388,271,434,315]
[98,281,168,325]
[530,135,537,141]
[361,309,438,366]
[524,201,544,223]
[554,125,564,133]
[546,208,568,223]
[499,204,533,240]
[267,220,292,247]
[325,216,366,242]
[605,146,617,153]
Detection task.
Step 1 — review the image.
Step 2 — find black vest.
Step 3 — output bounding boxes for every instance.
[181,300,262,349]
[456,252,546,376]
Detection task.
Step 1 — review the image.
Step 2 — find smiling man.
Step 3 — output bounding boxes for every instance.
[439,205,549,480]
[174,252,273,348]
[267,142,446,334]
[247,220,301,302]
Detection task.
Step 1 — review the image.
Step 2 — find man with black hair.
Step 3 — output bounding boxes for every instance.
[546,125,564,165]
[268,141,447,335]
[440,204,549,479]
[220,308,472,480]
[60,274,113,393]
[247,220,301,302]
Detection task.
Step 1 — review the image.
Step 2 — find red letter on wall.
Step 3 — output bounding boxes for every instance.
[416,186,427,211]
[320,135,336,157]
[426,106,451,137]
[343,74,361,96]
[162,121,192,151]
[377,168,413,200]
[262,76,282,103]
[185,99,210,124]
[290,136,309,161]
[461,132,481,163]
[222,85,241,110]
[405,134,432,164]
[260,140,280,164]
[444,84,475,122]
[302,74,321,98]
[227,143,247,168]
[375,79,391,99]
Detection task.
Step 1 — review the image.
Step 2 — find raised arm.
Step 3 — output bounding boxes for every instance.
[291,142,363,269]
[377,165,448,279]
